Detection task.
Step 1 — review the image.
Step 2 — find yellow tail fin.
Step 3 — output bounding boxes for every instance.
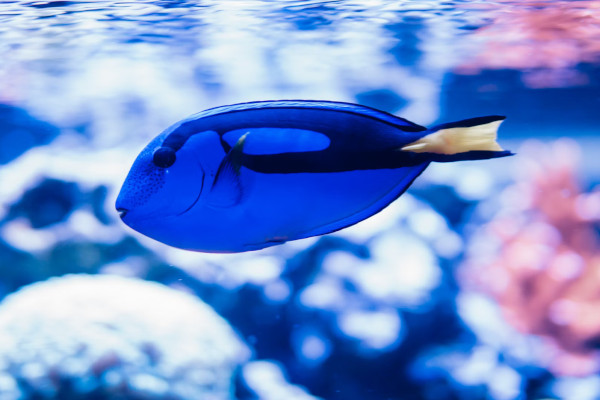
[401,116,506,155]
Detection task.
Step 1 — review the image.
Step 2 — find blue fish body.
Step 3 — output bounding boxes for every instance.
[116,100,511,252]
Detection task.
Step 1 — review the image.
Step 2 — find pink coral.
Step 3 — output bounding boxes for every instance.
[460,139,600,376]
[455,1,600,88]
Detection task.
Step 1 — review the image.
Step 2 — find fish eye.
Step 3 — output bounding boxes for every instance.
[153,146,176,168]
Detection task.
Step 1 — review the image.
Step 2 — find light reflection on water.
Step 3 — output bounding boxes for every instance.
[0,1,518,140]
[1,1,597,143]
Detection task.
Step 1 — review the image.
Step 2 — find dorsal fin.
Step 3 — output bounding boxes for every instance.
[161,100,427,152]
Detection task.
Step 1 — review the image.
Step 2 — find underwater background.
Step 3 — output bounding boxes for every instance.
[0,0,599,399]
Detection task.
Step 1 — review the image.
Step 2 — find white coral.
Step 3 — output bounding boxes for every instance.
[0,274,249,399]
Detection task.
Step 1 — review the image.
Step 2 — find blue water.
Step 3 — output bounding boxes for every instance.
[0,1,599,399]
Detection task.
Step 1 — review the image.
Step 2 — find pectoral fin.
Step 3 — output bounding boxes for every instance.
[207,133,248,208]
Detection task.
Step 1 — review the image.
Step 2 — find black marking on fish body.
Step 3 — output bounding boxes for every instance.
[241,148,428,174]
[423,150,514,163]
[430,115,506,131]
[219,134,232,154]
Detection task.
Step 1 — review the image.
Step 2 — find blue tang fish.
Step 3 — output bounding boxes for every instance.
[116,100,511,252]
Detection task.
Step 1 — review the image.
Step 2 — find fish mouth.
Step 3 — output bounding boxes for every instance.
[117,208,129,219]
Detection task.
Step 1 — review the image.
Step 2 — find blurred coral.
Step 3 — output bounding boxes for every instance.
[5,178,81,229]
[3,176,113,229]
[460,139,600,376]
[456,1,600,88]
[0,103,59,165]
[241,361,322,400]
[0,274,249,399]
[297,196,446,355]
